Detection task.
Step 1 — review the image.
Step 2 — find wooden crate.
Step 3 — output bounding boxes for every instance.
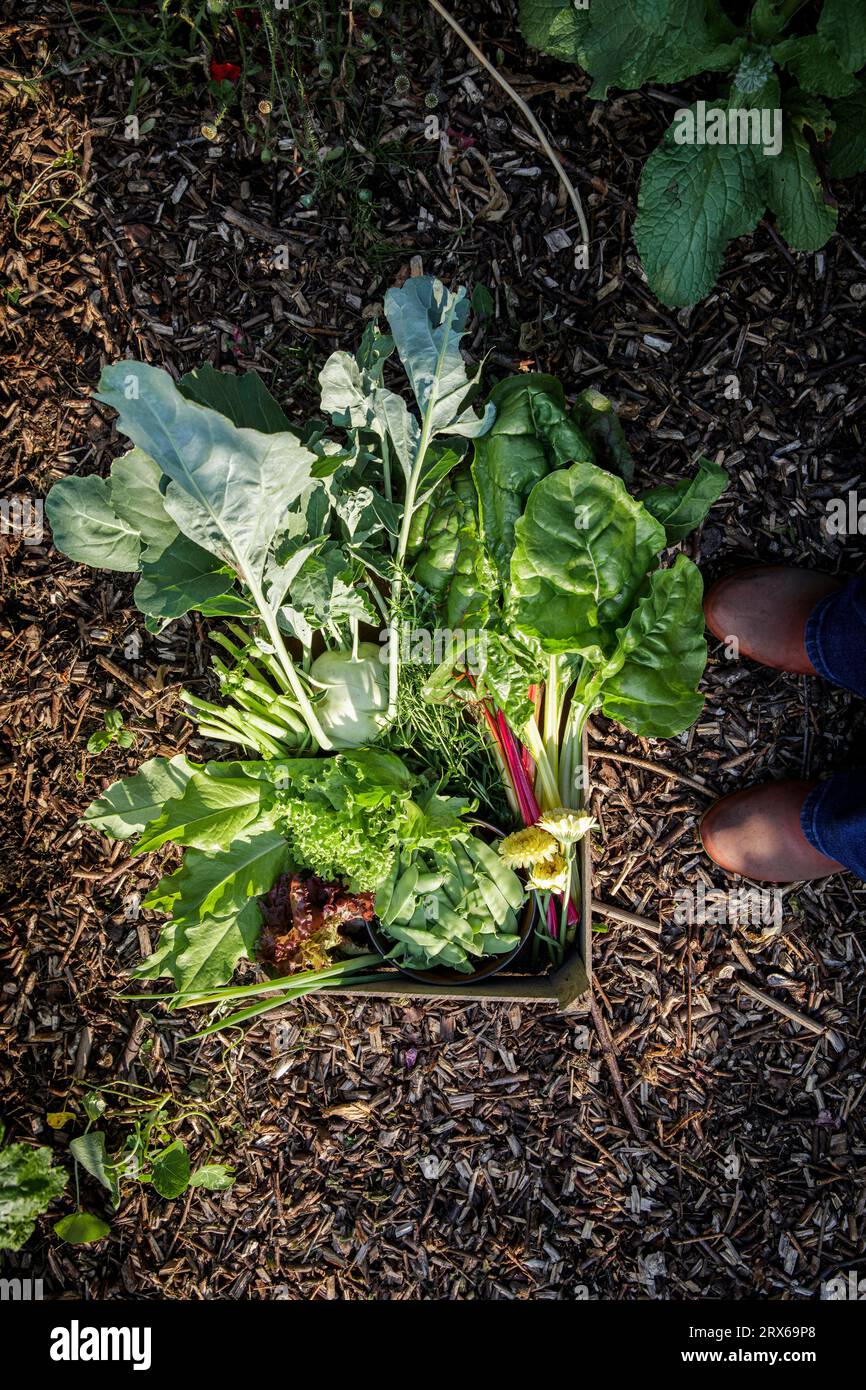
[331,732,593,1013]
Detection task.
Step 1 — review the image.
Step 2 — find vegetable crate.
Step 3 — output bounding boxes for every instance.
[328,733,593,1012]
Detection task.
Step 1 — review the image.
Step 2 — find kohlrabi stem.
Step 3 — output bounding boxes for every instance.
[245,574,333,750]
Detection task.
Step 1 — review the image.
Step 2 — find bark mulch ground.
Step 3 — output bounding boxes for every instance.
[1,1,865,1300]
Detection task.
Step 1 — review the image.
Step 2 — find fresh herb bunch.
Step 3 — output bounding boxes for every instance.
[520,0,866,305]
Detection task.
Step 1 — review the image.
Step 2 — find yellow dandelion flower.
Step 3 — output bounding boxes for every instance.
[528,852,569,893]
[498,825,558,870]
[537,807,597,845]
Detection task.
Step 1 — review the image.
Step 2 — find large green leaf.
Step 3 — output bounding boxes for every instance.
[599,556,707,736]
[107,448,178,558]
[83,755,196,840]
[171,900,263,996]
[510,461,667,660]
[45,470,141,572]
[69,1132,119,1207]
[142,823,289,919]
[136,826,289,990]
[134,769,271,854]
[640,457,728,544]
[772,35,859,98]
[135,534,237,623]
[0,1141,67,1252]
[635,103,768,308]
[519,0,742,96]
[570,388,634,482]
[818,0,866,76]
[829,89,866,178]
[383,278,494,440]
[472,375,592,585]
[765,94,837,252]
[179,364,293,434]
[53,1212,110,1245]
[150,1140,190,1199]
[94,362,316,592]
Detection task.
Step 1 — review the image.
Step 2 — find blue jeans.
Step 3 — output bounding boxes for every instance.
[802,577,866,879]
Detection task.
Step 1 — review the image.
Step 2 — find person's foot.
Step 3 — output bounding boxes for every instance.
[704,566,842,675]
[700,779,845,882]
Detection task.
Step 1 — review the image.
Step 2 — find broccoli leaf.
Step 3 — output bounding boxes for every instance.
[179,364,294,434]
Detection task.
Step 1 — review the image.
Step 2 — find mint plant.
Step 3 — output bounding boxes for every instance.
[519,0,866,306]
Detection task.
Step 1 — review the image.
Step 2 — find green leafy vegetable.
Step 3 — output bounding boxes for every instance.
[376,832,526,974]
[519,0,863,306]
[0,1133,67,1251]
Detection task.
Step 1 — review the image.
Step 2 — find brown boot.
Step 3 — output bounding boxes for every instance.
[704,566,842,675]
[701,780,845,882]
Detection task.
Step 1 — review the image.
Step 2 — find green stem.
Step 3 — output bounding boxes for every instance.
[521,721,560,811]
[246,574,332,750]
[387,296,459,722]
[543,654,561,790]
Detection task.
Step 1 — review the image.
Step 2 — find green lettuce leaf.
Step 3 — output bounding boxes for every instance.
[83,755,196,840]
[134,769,271,854]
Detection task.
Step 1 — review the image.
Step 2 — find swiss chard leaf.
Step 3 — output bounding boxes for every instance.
[510,461,667,660]
[598,555,707,736]
[472,374,592,585]
[570,388,634,482]
[640,457,728,543]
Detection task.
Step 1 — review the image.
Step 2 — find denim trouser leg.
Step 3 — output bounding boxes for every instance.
[801,577,866,880]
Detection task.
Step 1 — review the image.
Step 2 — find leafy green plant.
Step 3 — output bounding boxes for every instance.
[87,707,135,755]
[415,371,726,952]
[0,1122,67,1251]
[54,1084,235,1243]
[519,0,866,305]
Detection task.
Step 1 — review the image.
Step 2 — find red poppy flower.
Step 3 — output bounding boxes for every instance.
[210,59,241,84]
